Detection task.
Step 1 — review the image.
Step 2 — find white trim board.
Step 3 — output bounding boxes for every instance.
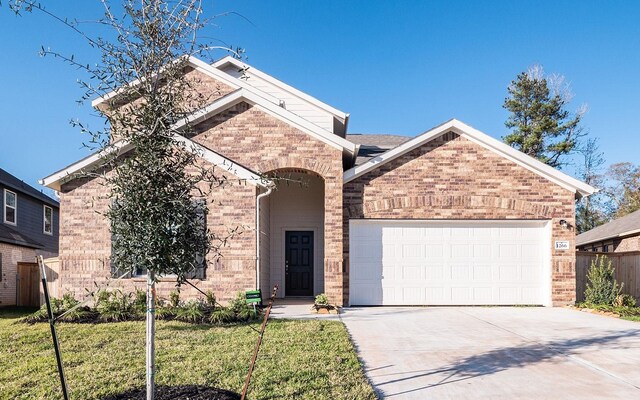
[40,134,270,191]
[343,119,597,199]
[213,56,349,121]
[44,85,359,190]
[92,55,277,109]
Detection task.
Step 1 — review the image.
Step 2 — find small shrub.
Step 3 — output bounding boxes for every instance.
[96,290,137,322]
[175,300,205,323]
[229,292,259,321]
[585,256,623,306]
[133,289,147,313]
[22,298,63,324]
[314,293,329,306]
[155,304,176,320]
[61,293,79,310]
[614,294,637,308]
[168,290,181,308]
[204,290,216,308]
[209,307,235,324]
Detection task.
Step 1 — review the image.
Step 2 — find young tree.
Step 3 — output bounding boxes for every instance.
[606,162,640,218]
[575,138,609,233]
[503,65,586,168]
[8,1,239,398]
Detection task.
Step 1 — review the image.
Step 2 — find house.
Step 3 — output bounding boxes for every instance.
[576,209,640,252]
[0,168,59,307]
[41,56,596,307]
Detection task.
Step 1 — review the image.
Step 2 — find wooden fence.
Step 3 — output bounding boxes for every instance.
[576,251,640,302]
[41,257,61,304]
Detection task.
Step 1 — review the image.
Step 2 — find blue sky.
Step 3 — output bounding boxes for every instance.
[1,1,639,193]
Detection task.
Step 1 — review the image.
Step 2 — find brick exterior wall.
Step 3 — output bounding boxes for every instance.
[56,69,582,307]
[191,102,345,303]
[57,170,258,303]
[343,132,577,306]
[580,235,640,253]
[57,100,344,304]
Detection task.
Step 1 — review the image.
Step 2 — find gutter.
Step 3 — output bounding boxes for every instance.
[255,185,273,292]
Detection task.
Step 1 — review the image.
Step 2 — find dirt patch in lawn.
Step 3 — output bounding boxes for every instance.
[102,385,240,400]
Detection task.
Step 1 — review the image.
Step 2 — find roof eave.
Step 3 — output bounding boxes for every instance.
[213,56,349,120]
[576,227,640,246]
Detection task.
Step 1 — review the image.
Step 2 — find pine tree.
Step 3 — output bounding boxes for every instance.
[503,66,585,168]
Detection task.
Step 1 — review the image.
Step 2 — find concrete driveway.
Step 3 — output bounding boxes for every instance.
[341,307,640,399]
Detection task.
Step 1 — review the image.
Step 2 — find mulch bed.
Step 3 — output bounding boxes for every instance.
[102,385,240,400]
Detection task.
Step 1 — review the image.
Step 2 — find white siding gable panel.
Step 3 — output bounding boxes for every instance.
[220,65,335,133]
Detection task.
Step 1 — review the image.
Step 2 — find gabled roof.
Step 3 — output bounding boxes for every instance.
[343,119,597,199]
[40,133,270,191]
[0,224,43,249]
[576,209,640,246]
[212,56,349,121]
[91,55,281,109]
[0,167,59,207]
[89,55,356,157]
[172,88,356,154]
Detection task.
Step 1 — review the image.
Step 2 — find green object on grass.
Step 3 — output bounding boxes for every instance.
[245,290,262,304]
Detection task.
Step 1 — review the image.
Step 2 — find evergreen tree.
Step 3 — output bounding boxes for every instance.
[503,66,585,168]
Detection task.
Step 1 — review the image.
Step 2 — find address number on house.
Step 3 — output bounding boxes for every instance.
[555,241,570,250]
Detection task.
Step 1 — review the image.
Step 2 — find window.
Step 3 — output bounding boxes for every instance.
[603,245,609,253]
[4,189,16,225]
[126,199,207,278]
[43,205,53,235]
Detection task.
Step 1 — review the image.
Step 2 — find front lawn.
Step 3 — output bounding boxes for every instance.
[0,307,376,399]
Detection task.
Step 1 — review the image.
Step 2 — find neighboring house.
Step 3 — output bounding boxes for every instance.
[41,56,596,307]
[0,168,59,307]
[576,210,640,253]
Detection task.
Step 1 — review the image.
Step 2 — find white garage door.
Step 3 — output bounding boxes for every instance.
[349,220,550,306]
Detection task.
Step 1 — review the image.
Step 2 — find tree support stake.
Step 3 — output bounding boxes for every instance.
[37,255,69,400]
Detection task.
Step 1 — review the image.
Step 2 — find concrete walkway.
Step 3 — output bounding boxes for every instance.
[341,307,640,399]
[269,298,340,320]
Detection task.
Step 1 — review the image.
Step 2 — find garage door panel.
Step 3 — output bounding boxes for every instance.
[349,220,549,306]
[472,264,492,281]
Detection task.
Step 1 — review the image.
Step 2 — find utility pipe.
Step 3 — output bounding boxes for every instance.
[255,186,273,293]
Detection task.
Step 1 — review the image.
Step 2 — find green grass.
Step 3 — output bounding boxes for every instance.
[0,307,376,400]
[575,302,640,321]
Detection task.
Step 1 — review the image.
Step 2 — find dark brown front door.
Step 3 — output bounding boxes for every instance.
[285,231,314,296]
[17,262,40,307]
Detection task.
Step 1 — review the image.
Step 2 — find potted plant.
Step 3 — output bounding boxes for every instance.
[312,293,340,314]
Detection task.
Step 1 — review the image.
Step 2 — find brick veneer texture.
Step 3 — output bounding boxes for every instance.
[343,132,577,306]
[191,101,345,303]
[58,98,345,304]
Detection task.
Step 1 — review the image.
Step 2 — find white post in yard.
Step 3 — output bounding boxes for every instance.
[146,271,156,400]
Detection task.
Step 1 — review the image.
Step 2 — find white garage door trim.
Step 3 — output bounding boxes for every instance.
[349,219,552,307]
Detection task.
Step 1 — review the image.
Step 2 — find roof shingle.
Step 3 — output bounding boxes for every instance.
[347,134,410,165]
[576,209,640,246]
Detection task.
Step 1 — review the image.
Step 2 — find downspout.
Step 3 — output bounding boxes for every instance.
[256,186,272,292]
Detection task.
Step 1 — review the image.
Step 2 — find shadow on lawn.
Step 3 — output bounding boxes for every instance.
[0,306,38,319]
[374,329,640,398]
